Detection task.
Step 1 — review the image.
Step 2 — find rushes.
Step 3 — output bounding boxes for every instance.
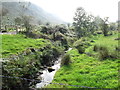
[93,45,119,60]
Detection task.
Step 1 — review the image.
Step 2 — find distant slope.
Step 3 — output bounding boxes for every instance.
[2,1,66,25]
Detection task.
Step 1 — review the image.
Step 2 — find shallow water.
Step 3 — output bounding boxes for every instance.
[36,48,72,88]
[36,57,61,88]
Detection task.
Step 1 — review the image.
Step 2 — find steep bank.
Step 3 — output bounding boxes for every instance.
[36,48,72,88]
[2,34,64,89]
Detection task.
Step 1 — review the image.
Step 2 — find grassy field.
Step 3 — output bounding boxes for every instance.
[1,34,60,89]
[1,34,50,57]
[86,33,119,54]
[46,33,119,88]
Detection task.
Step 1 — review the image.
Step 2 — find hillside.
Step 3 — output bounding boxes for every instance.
[2,1,65,25]
[46,33,119,88]
[1,1,119,89]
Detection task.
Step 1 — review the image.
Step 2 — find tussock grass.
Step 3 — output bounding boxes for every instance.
[46,49,119,88]
[86,33,119,60]
[61,54,71,66]
[46,33,119,88]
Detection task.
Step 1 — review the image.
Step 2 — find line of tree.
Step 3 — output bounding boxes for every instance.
[73,7,117,38]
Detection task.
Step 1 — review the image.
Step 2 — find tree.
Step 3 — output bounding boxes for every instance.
[101,17,109,36]
[93,16,103,31]
[109,22,117,31]
[85,14,96,35]
[14,17,22,33]
[21,15,33,33]
[0,7,9,31]
[73,7,98,38]
[17,1,33,33]
[73,7,87,38]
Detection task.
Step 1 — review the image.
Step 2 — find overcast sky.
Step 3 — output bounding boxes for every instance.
[10,0,119,22]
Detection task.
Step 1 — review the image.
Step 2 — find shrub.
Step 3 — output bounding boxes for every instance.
[61,54,71,66]
[95,31,103,34]
[93,45,119,60]
[73,38,83,47]
[40,25,48,34]
[76,45,85,54]
[115,46,120,51]
[115,38,120,40]
[67,37,76,47]
[98,47,109,60]
[2,54,41,89]
[21,31,40,39]
[109,51,119,59]
[73,38,91,54]
[93,45,99,52]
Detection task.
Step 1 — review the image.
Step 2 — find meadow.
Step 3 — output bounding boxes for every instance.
[1,34,58,89]
[1,1,119,89]
[46,33,119,88]
[1,34,49,57]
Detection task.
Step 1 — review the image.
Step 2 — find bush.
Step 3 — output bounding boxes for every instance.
[40,45,62,66]
[115,46,120,51]
[93,45,99,52]
[73,38,91,54]
[61,54,71,66]
[95,31,103,34]
[40,25,48,34]
[109,51,119,59]
[2,54,41,89]
[76,45,85,54]
[98,47,109,60]
[93,45,119,60]
[2,45,62,89]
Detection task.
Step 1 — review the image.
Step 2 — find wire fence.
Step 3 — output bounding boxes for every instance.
[0,75,112,89]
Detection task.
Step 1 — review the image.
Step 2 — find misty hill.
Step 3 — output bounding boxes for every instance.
[2,2,66,25]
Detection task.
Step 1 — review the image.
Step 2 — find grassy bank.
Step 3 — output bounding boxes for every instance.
[1,34,63,89]
[46,33,119,88]
[86,33,119,55]
[1,34,49,57]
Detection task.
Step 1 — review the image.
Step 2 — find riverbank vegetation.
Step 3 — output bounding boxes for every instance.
[46,33,119,88]
[1,34,64,89]
[1,2,119,89]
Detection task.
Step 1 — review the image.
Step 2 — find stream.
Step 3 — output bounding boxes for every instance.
[36,48,72,88]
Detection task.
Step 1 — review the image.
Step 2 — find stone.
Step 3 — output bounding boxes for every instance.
[47,67,55,72]
[90,40,94,42]
[115,38,120,40]
[39,66,44,70]
[38,71,43,74]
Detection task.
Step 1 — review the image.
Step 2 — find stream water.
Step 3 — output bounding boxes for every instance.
[36,48,72,88]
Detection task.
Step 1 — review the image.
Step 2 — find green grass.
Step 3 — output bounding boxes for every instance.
[2,34,62,89]
[1,34,50,57]
[46,49,119,88]
[94,34,118,50]
[46,33,119,88]
[85,33,119,57]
